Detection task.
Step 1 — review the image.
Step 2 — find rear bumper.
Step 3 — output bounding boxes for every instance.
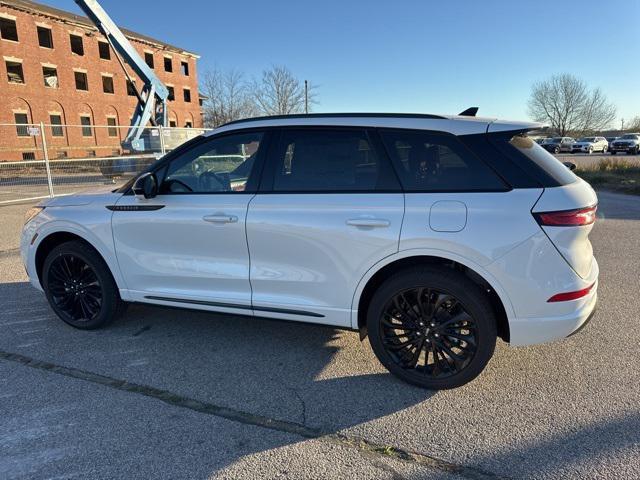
[508,288,598,346]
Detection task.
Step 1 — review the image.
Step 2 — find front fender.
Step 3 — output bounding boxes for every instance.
[25,214,124,292]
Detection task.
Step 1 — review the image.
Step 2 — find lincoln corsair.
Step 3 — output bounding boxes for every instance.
[21,113,599,389]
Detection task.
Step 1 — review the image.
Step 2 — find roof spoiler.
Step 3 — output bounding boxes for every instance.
[459,107,479,117]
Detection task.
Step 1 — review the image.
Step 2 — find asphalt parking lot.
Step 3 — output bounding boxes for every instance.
[1,191,639,479]
[556,152,640,168]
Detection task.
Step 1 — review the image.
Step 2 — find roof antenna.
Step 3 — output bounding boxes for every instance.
[459,107,479,117]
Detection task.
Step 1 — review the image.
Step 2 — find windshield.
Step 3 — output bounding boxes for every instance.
[578,137,595,142]
[621,134,639,140]
[543,137,562,144]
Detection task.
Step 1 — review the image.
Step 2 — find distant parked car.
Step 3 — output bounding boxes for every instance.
[606,137,618,149]
[571,137,608,154]
[610,133,640,155]
[541,137,574,154]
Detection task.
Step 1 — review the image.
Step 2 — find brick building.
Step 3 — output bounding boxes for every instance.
[0,0,202,161]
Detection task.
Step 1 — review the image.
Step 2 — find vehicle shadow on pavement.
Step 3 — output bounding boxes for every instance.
[472,411,640,478]
[0,280,439,476]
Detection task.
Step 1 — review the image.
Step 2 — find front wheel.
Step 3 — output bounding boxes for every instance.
[611,150,617,155]
[367,267,497,389]
[602,145,608,153]
[43,240,126,329]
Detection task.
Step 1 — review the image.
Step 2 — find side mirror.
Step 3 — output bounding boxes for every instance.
[132,172,158,199]
[562,161,577,171]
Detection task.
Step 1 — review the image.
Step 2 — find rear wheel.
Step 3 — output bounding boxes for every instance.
[43,241,125,329]
[367,267,497,389]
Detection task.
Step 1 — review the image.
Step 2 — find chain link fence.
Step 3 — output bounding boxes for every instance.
[0,123,210,205]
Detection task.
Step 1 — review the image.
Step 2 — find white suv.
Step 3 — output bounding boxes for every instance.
[20,113,599,389]
[571,136,609,154]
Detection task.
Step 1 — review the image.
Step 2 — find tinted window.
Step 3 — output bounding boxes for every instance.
[490,134,577,186]
[271,129,397,192]
[162,132,263,194]
[380,130,507,191]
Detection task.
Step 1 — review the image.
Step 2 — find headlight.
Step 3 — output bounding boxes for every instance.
[24,206,45,225]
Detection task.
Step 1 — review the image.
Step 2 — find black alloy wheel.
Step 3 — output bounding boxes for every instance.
[367,267,497,389]
[379,287,477,379]
[46,253,103,323]
[43,240,125,329]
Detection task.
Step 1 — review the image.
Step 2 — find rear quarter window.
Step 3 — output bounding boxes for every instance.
[489,133,577,186]
[380,129,508,192]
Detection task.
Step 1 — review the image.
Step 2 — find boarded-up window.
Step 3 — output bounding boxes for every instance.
[80,115,92,137]
[107,117,118,137]
[50,114,64,137]
[14,113,29,137]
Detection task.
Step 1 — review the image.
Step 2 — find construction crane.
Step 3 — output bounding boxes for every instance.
[74,0,169,151]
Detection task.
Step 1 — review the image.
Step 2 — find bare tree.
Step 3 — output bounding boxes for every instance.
[252,65,317,116]
[627,116,640,132]
[201,68,257,128]
[527,73,616,135]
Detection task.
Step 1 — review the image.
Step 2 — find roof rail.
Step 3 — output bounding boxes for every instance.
[220,112,447,127]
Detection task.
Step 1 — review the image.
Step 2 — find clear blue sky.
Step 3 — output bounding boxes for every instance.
[45,0,639,125]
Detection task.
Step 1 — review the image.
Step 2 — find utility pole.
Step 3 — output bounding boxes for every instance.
[304,80,308,114]
[621,118,625,132]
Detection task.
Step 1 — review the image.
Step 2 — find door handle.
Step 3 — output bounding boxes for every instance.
[203,214,238,224]
[346,218,390,228]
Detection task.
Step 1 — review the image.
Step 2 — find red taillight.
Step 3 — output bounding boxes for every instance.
[547,283,595,302]
[534,205,597,227]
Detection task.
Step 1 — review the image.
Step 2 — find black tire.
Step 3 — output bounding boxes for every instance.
[367,266,497,389]
[611,150,617,155]
[553,147,560,154]
[42,240,126,329]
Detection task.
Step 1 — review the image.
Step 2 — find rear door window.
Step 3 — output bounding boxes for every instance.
[380,129,507,192]
[269,129,399,192]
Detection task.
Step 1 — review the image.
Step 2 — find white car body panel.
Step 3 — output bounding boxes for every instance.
[400,190,544,267]
[532,179,598,278]
[21,190,124,292]
[246,193,404,326]
[111,193,255,308]
[211,116,542,138]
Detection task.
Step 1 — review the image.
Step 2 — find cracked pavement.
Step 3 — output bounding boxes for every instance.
[0,190,639,479]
